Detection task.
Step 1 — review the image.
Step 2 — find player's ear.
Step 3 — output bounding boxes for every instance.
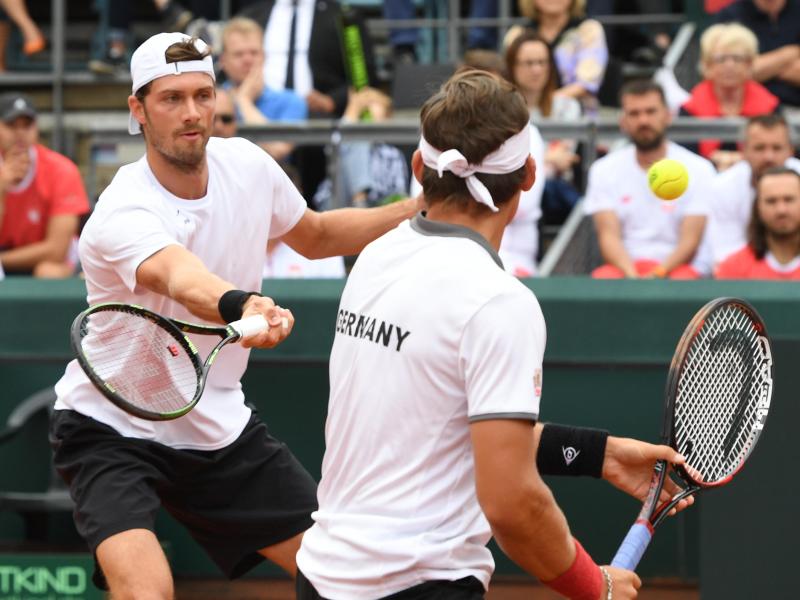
[411,150,424,185]
[128,95,146,130]
[521,155,536,192]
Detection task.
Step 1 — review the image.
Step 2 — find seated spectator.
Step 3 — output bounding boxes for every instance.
[716,0,800,107]
[240,0,376,202]
[0,93,89,277]
[505,29,582,225]
[708,113,800,265]
[680,22,778,169]
[314,88,408,210]
[219,17,306,161]
[511,0,608,114]
[585,80,716,279]
[212,87,238,138]
[263,238,345,278]
[716,166,800,279]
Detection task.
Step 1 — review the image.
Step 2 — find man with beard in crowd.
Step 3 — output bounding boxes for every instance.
[585,80,717,279]
[707,114,800,266]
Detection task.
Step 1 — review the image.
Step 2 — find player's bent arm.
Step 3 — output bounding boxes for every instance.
[136,245,252,323]
[471,419,576,580]
[593,211,638,277]
[282,202,420,260]
[660,215,705,274]
[0,213,78,271]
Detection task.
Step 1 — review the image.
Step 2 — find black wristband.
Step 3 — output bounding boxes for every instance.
[536,423,609,478]
[218,289,262,323]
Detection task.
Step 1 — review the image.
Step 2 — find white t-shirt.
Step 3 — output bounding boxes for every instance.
[297,215,545,599]
[54,136,306,450]
[708,157,800,265]
[263,240,345,278]
[583,142,715,272]
[409,124,546,277]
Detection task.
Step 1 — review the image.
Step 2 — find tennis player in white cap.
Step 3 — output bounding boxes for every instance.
[50,32,420,599]
[296,69,692,600]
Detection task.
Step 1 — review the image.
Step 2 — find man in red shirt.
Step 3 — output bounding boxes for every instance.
[716,166,800,279]
[0,93,89,277]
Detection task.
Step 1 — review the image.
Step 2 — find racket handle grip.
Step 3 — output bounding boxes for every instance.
[230,315,269,340]
[611,521,653,570]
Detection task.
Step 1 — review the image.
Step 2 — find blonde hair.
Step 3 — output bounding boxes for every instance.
[518,0,586,20]
[700,23,758,74]
[222,16,264,50]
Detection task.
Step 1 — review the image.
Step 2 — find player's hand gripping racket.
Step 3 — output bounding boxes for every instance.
[611,297,773,570]
[70,302,270,421]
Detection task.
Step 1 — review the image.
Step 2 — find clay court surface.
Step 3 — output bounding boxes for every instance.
[175,578,699,599]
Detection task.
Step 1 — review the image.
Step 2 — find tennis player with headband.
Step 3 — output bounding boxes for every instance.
[50,32,420,598]
[297,69,692,600]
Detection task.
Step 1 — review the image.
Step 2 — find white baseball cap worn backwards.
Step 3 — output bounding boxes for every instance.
[128,32,216,135]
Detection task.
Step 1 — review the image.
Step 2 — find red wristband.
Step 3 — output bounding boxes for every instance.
[542,539,603,600]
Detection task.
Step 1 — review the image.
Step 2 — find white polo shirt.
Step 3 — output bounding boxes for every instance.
[54,136,306,450]
[708,157,800,265]
[583,142,715,271]
[297,215,545,599]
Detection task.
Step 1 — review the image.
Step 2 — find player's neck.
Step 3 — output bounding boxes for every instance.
[424,204,509,251]
[146,148,209,200]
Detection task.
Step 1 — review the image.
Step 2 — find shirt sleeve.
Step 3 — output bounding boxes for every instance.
[460,290,545,422]
[263,152,307,239]
[84,203,179,293]
[681,161,715,218]
[49,156,90,217]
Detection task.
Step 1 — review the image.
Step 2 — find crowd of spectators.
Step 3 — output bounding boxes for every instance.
[1,0,800,281]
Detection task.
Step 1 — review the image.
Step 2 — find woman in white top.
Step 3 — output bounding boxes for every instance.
[506,28,582,225]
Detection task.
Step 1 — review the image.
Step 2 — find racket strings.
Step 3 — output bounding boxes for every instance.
[79,311,200,415]
[674,306,770,484]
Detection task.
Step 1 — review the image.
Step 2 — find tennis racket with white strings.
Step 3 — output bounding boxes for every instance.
[70,302,270,421]
[611,297,773,570]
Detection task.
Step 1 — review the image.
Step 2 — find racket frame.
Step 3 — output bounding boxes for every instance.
[612,297,773,568]
[71,302,243,421]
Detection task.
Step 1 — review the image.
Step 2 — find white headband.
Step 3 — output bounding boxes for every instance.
[418,125,531,212]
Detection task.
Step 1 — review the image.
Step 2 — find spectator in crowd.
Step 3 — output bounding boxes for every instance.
[506,28,582,225]
[0,0,45,71]
[511,0,608,114]
[707,113,800,265]
[239,0,375,202]
[212,87,238,138]
[716,166,800,278]
[716,0,800,107]
[219,16,306,161]
[680,22,778,170]
[0,93,89,278]
[314,88,409,211]
[585,80,716,279]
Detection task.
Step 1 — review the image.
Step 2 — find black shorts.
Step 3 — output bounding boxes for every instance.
[50,409,317,587]
[296,571,485,599]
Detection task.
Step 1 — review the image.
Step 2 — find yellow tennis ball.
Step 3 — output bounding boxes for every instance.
[648,159,689,201]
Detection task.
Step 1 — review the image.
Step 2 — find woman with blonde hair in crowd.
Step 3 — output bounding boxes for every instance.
[509,0,607,115]
[681,22,779,170]
[506,28,581,225]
